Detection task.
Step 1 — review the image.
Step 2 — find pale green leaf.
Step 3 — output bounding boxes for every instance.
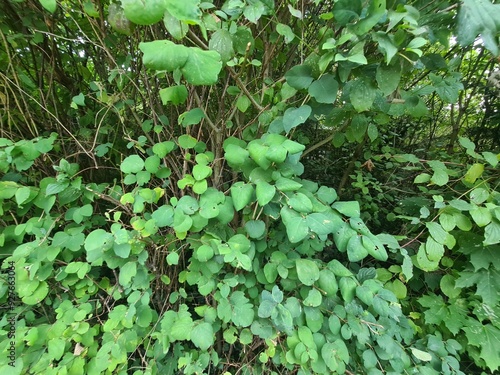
[296,259,320,286]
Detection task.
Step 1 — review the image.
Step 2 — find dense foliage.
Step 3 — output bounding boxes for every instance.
[0,0,499,374]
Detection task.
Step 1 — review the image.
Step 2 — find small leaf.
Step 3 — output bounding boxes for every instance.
[160,85,188,105]
[296,259,320,286]
[121,155,144,174]
[256,180,276,206]
[286,217,309,243]
[411,348,432,362]
[276,23,295,43]
[464,163,485,184]
[245,220,266,238]
[231,182,254,211]
[178,134,198,149]
[40,0,57,13]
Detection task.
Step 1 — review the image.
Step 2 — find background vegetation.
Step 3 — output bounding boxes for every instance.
[0,0,499,374]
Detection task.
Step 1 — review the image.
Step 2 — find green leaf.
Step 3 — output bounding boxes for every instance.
[372,32,399,64]
[306,212,340,235]
[191,322,214,351]
[195,244,214,261]
[40,0,57,13]
[283,105,312,133]
[192,164,212,180]
[230,291,255,327]
[322,342,339,372]
[275,177,303,192]
[248,141,272,169]
[71,93,86,107]
[163,10,189,40]
[332,201,360,217]
[352,0,386,35]
[463,322,500,372]
[308,75,339,103]
[166,252,179,265]
[236,95,251,113]
[426,222,448,245]
[209,29,234,62]
[483,151,499,167]
[140,40,222,85]
[303,288,322,307]
[347,235,368,262]
[84,229,114,261]
[244,1,265,23]
[288,192,313,213]
[179,108,205,126]
[276,23,295,43]
[245,220,266,238]
[339,276,357,303]
[296,259,320,286]
[224,143,250,167]
[350,80,377,112]
[160,85,188,105]
[470,205,492,227]
[121,0,166,25]
[484,219,500,245]
[285,65,314,90]
[457,0,500,56]
[153,141,176,157]
[411,348,432,362]
[376,63,401,95]
[178,134,198,149]
[22,281,49,305]
[48,338,65,360]
[170,306,194,340]
[456,269,500,307]
[119,261,137,286]
[165,0,201,23]
[427,160,449,186]
[121,155,144,174]
[464,163,485,184]
[256,180,276,206]
[286,216,309,243]
[231,182,254,211]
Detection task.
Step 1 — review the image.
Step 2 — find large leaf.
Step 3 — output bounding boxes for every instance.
[283,105,312,133]
[456,269,500,307]
[308,75,339,103]
[121,0,166,25]
[376,63,401,95]
[285,65,314,89]
[352,0,386,35]
[463,321,500,372]
[457,0,500,56]
[140,40,222,85]
[190,322,214,351]
[165,0,201,23]
[349,80,377,112]
[209,29,234,62]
